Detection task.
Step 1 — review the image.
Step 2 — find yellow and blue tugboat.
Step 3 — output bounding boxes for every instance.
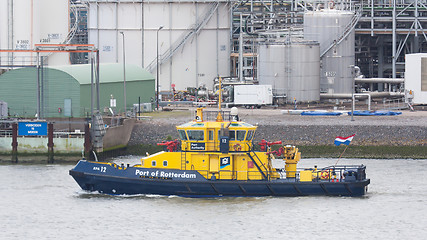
[70,107,370,197]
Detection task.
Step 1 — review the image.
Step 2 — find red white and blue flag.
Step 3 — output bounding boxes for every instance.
[334,134,355,146]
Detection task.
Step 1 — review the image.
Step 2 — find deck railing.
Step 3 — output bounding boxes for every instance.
[189,164,366,182]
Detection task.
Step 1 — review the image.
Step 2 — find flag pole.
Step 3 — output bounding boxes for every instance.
[335,144,350,166]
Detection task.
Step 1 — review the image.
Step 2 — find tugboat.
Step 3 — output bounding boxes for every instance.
[70,107,370,197]
[70,77,369,197]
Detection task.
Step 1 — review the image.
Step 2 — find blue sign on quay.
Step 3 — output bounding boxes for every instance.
[18,122,48,136]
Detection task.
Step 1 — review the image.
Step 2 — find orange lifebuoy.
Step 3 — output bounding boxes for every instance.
[320,170,330,180]
[233,143,242,151]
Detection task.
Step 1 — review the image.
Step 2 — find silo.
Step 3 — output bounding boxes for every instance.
[304,9,355,94]
[86,1,230,91]
[0,0,70,67]
[258,41,320,103]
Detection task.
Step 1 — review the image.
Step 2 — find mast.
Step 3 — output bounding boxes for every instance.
[216,76,223,121]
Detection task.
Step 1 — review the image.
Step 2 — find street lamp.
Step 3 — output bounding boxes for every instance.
[350,65,355,121]
[120,31,126,115]
[156,25,164,111]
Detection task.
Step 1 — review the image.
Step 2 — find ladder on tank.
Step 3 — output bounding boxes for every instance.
[320,4,363,58]
[146,2,220,73]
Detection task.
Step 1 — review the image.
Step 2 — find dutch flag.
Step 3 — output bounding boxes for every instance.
[334,134,355,146]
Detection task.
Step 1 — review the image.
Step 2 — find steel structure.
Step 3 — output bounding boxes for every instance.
[356,0,427,81]
[231,0,427,92]
[70,0,89,64]
[230,0,304,80]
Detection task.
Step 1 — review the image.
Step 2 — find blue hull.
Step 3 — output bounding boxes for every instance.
[70,160,370,197]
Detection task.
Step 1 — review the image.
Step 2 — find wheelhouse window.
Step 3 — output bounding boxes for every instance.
[246,130,254,141]
[151,160,157,167]
[163,160,168,167]
[209,130,214,140]
[187,130,204,141]
[237,130,246,141]
[229,130,236,140]
[178,130,188,140]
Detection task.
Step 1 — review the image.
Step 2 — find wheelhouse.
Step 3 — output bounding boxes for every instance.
[176,109,257,152]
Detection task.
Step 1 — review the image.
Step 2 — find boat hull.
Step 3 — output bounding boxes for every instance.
[70,160,369,197]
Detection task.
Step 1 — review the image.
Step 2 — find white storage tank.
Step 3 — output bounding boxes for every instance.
[304,9,355,94]
[258,41,320,103]
[86,0,230,91]
[0,0,70,67]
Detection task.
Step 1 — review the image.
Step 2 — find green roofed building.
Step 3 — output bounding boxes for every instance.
[0,63,154,118]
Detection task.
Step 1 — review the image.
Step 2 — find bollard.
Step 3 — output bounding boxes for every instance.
[84,123,91,160]
[47,123,54,163]
[11,123,18,163]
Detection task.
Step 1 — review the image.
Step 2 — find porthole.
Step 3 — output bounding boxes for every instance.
[151,160,157,167]
[163,160,168,167]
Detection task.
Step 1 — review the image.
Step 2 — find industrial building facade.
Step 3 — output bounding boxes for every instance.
[1,0,426,105]
[0,63,154,118]
[79,0,426,96]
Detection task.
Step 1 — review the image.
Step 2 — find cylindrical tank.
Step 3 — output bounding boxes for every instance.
[86,1,231,91]
[304,9,355,94]
[0,0,70,68]
[258,41,320,103]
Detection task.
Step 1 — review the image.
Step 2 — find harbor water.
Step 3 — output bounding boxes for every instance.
[1,157,426,239]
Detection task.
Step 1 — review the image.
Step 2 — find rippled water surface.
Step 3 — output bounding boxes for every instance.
[1,157,426,239]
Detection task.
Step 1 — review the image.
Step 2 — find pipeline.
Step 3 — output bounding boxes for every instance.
[320,91,404,99]
[354,78,404,84]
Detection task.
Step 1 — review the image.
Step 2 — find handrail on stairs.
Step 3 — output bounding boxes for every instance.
[146,2,220,73]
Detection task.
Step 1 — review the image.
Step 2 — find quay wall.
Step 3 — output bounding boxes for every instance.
[0,136,84,153]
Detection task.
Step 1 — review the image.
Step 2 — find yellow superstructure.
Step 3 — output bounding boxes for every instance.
[139,108,301,181]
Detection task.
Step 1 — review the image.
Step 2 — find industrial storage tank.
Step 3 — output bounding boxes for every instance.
[304,9,355,94]
[258,41,320,103]
[0,0,70,67]
[86,0,230,92]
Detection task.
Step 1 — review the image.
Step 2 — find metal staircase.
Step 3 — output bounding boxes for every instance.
[146,2,220,73]
[320,4,363,58]
[246,150,269,180]
[41,1,80,62]
[63,1,80,44]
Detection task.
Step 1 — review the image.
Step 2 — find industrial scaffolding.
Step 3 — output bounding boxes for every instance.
[230,0,427,88]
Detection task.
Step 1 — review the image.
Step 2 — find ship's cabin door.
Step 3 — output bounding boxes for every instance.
[209,155,219,179]
[207,129,216,151]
